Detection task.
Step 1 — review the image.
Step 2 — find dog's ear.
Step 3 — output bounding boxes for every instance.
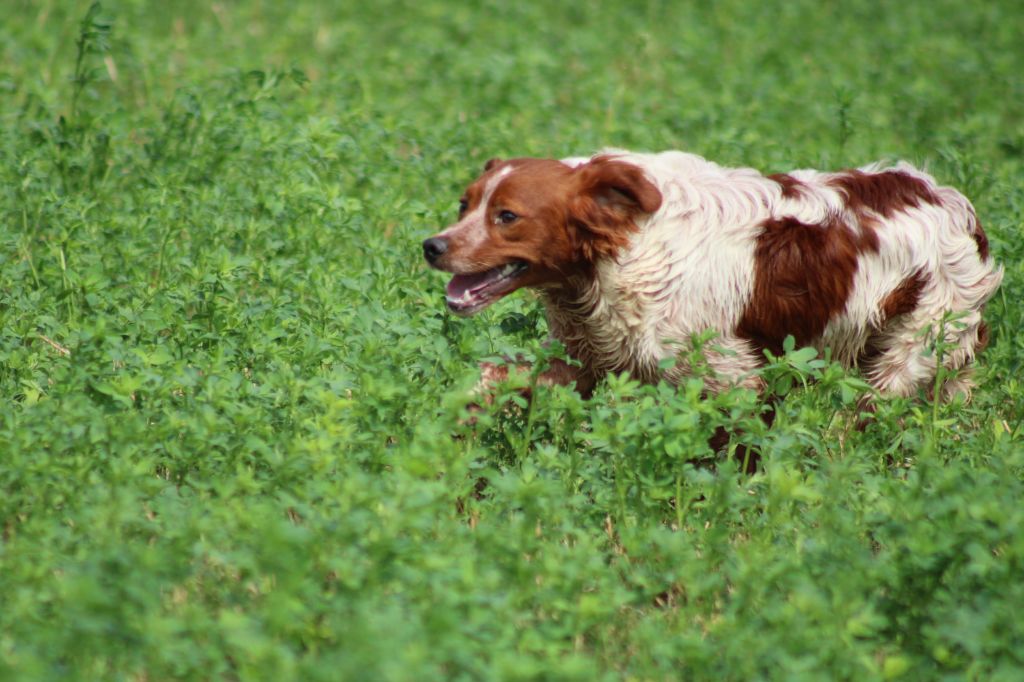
[577,157,662,215]
[484,158,503,172]
[570,157,662,260]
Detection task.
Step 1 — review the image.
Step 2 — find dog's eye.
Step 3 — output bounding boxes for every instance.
[497,210,518,225]
[458,198,468,216]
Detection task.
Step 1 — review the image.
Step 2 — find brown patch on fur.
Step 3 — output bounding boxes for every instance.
[828,169,940,218]
[768,173,806,199]
[971,214,991,261]
[880,270,928,322]
[478,361,510,389]
[536,357,589,394]
[736,215,878,357]
[857,270,929,370]
[569,156,663,262]
[976,321,990,353]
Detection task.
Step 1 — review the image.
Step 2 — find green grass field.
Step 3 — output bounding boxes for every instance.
[2,1,1023,679]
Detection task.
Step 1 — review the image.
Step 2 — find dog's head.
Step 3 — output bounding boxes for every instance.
[423,155,662,315]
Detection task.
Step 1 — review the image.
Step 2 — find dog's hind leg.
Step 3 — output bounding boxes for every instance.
[864,303,989,401]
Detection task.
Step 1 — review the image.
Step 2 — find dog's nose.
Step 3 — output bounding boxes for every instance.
[422,237,448,264]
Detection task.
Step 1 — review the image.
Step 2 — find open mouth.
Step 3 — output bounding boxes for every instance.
[445,261,529,315]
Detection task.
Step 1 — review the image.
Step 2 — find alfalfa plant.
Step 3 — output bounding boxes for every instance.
[54,1,114,192]
[920,309,974,442]
[69,3,113,122]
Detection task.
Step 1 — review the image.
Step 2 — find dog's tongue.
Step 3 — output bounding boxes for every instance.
[446,269,499,299]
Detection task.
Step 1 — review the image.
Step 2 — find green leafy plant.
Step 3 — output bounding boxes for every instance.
[0,0,1021,680]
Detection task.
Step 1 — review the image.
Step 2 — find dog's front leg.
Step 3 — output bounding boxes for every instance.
[477,356,593,401]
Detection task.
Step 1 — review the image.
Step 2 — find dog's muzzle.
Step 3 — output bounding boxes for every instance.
[422,237,448,265]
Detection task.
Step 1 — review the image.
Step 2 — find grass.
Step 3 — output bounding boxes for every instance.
[1,0,1023,679]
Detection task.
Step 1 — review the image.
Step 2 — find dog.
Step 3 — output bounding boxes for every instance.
[423,150,1002,406]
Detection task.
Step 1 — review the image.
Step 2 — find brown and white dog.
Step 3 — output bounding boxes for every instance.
[423,150,1002,402]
